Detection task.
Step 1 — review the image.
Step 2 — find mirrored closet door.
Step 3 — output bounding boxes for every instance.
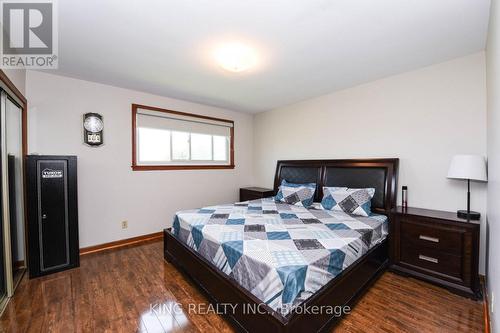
[0,89,25,310]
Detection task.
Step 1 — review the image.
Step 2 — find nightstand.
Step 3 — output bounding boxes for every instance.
[390,206,480,299]
[239,187,274,202]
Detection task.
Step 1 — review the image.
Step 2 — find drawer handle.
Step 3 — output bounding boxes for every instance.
[419,235,439,243]
[418,254,438,264]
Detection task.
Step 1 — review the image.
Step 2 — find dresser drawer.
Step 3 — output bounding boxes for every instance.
[400,245,462,280]
[400,218,463,256]
[241,193,263,201]
[240,188,274,202]
[391,207,480,299]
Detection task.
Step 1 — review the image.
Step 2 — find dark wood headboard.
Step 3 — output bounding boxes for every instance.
[273,158,399,215]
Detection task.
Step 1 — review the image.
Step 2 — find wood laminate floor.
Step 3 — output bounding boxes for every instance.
[0,241,484,332]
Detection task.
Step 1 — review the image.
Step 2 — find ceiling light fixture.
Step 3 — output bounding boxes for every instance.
[213,42,257,73]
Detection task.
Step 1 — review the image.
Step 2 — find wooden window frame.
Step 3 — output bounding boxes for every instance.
[131,104,235,171]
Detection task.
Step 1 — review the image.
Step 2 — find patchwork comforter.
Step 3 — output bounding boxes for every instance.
[172,198,388,315]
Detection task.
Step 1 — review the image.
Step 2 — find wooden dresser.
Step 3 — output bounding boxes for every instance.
[390,206,480,299]
[239,187,274,202]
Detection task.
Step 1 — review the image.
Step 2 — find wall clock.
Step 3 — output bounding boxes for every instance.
[83,113,104,146]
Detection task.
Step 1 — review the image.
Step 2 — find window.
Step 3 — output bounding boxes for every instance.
[132,104,234,170]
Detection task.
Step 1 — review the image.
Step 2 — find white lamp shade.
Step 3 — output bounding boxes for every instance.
[447,154,487,181]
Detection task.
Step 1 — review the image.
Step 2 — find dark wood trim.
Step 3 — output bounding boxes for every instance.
[0,71,27,104]
[229,126,234,168]
[0,70,29,279]
[391,206,480,225]
[80,231,163,256]
[132,103,137,167]
[131,103,235,171]
[132,164,235,171]
[481,275,491,333]
[132,103,234,124]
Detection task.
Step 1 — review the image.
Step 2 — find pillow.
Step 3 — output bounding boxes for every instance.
[321,187,375,217]
[275,179,316,207]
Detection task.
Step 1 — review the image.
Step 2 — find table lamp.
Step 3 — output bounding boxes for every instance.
[447,154,487,220]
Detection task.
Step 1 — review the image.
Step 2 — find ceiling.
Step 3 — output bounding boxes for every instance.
[50,0,491,113]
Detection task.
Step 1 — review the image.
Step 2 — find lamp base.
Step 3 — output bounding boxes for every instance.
[457,210,481,221]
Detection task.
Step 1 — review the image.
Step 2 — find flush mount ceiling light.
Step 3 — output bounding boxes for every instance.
[213,42,257,73]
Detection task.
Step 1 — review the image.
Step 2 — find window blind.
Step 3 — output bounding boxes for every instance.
[136,109,232,137]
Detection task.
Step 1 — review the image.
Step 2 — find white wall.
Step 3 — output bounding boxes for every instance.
[253,53,488,273]
[3,69,26,96]
[487,0,500,329]
[25,71,254,248]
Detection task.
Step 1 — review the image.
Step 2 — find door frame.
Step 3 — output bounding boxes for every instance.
[0,71,27,158]
[0,71,28,298]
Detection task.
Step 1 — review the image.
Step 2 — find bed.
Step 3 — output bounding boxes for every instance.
[164,158,399,332]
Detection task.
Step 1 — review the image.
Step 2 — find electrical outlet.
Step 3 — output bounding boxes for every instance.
[121,220,128,229]
[491,293,495,313]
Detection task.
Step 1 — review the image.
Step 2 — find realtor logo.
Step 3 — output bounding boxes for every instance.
[0,0,58,68]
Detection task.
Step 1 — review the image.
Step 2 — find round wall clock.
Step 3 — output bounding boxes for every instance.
[83,113,104,146]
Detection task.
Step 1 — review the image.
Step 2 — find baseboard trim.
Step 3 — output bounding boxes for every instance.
[480,275,490,333]
[80,232,164,256]
[14,260,25,269]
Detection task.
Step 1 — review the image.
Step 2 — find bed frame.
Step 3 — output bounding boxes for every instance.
[164,158,399,332]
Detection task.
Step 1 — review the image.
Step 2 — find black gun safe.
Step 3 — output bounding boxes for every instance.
[26,155,79,278]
